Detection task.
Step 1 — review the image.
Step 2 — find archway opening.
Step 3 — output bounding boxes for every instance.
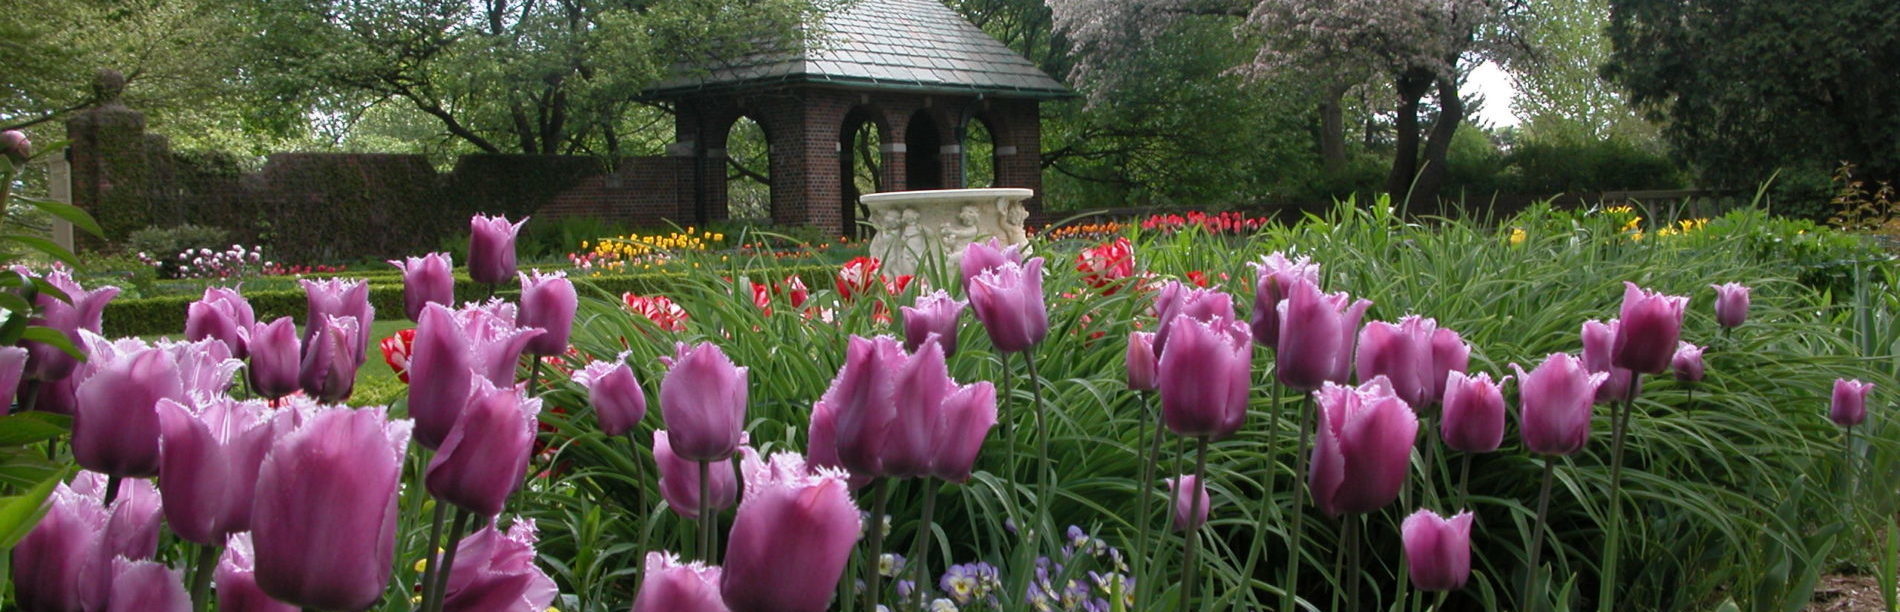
[841,107,886,239]
[724,116,770,221]
[962,117,997,188]
[906,110,944,190]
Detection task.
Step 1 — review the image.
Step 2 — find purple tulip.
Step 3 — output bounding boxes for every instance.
[959,238,1023,291]
[469,214,527,285]
[185,286,256,358]
[251,405,411,611]
[1158,316,1251,439]
[1275,278,1372,391]
[0,346,26,408]
[299,278,374,358]
[407,302,544,449]
[1672,342,1705,383]
[813,335,996,480]
[298,315,363,403]
[18,268,119,382]
[244,317,301,400]
[1249,252,1319,350]
[1401,509,1474,591]
[1356,316,1439,407]
[1429,328,1471,402]
[1440,372,1507,453]
[819,335,901,476]
[217,534,298,612]
[426,379,540,517]
[438,520,559,611]
[1612,282,1689,374]
[967,258,1049,354]
[31,375,77,415]
[1125,331,1158,391]
[1151,281,1237,357]
[930,382,998,483]
[156,397,275,545]
[654,430,740,519]
[634,551,730,612]
[1309,377,1418,517]
[660,342,749,462]
[1166,474,1210,531]
[117,336,241,398]
[1831,378,1874,427]
[901,290,966,357]
[1,129,30,164]
[11,471,162,612]
[1582,319,1640,404]
[878,335,958,478]
[390,252,455,322]
[1511,353,1607,456]
[1711,282,1750,329]
[74,347,184,477]
[573,354,647,437]
[518,270,578,356]
[722,451,862,612]
[107,558,189,612]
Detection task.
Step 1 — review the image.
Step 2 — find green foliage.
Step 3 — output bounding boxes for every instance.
[123,223,233,261]
[517,216,635,262]
[1503,136,1686,194]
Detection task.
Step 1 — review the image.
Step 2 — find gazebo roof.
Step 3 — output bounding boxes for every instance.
[646,0,1070,99]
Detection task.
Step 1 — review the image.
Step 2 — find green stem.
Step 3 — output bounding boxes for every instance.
[529,357,544,397]
[16,379,41,415]
[863,479,891,612]
[1000,352,1018,519]
[1179,436,1210,612]
[1024,350,1053,533]
[626,435,646,516]
[1526,455,1558,610]
[1598,374,1640,612]
[1458,453,1473,508]
[188,543,219,612]
[427,508,473,612]
[1282,393,1315,612]
[699,460,714,561]
[418,500,448,608]
[1134,391,1165,609]
[1346,516,1362,612]
[912,478,939,611]
[103,475,121,507]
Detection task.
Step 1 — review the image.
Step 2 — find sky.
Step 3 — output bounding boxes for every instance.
[1467,61,1521,128]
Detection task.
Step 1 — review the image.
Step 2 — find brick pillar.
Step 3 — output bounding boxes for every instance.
[66,70,170,249]
[673,102,732,227]
[993,99,1044,214]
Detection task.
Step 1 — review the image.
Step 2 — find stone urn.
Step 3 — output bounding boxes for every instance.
[859,188,1034,277]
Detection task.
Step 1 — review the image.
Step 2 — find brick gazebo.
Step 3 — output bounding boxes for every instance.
[647,0,1069,237]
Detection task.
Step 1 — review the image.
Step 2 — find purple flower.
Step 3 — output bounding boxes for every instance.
[1309,377,1418,517]
[959,238,1024,291]
[106,558,189,612]
[1275,278,1371,391]
[1248,252,1319,350]
[185,286,255,358]
[634,551,729,612]
[517,270,578,356]
[901,290,966,357]
[1429,327,1471,402]
[1166,475,1210,531]
[1125,331,1158,391]
[438,520,559,611]
[2,129,30,163]
[1711,282,1750,329]
[390,252,455,322]
[426,379,540,517]
[1158,316,1251,439]
[469,214,527,285]
[1511,353,1607,456]
[156,396,276,545]
[1831,378,1874,427]
[653,430,740,519]
[1612,282,1689,374]
[216,533,298,612]
[243,317,301,400]
[17,268,119,382]
[10,471,162,612]
[1583,319,1640,404]
[812,335,996,481]
[1672,342,1705,383]
[74,347,185,477]
[1151,281,1236,357]
[1440,372,1507,453]
[572,354,647,437]
[251,405,411,610]
[722,452,863,612]
[0,346,24,409]
[968,258,1049,354]
[1356,315,1439,407]
[298,315,363,403]
[299,277,374,358]
[1401,508,1474,591]
[408,302,544,449]
[660,342,749,462]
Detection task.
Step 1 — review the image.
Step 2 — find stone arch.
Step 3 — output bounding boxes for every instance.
[721,114,772,221]
[840,104,892,237]
[960,113,1001,188]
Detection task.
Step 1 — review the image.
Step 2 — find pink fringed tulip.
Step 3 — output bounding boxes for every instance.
[1612,282,1689,374]
[1582,319,1639,404]
[722,452,862,612]
[1158,316,1251,439]
[820,335,901,476]
[1248,252,1319,349]
[251,405,412,611]
[107,558,188,612]
[407,302,544,449]
[1125,331,1158,391]
[968,258,1049,353]
[11,471,162,612]
[1672,343,1705,383]
[31,375,76,415]
[660,342,750,462]
[0,346,26,409]
[1712,282,1750,329]
[1511,353,1607,455]
[653,430,740,519]
[812,335,996,480]
[244,317,301,400]
[1309,377,1418,517]
[901,290,966,357]
[1440,372,1507,453]
[298,315,363,403]
[635,551,729,612]
[390,252,455,322]
[1401,509,1474,591]
[1831,378,1874,427]
[959,238,1023,291]
[19,268,119,382]
[1356,316,1439,407]
[74,347,184,477]
[1151,281,1236,356]
[185,286,255,358]
[469,214,527,285]
[1167,474,1210,531]
[877,335,957,478]
[573,354,646,437]
[299,277,373,357]
[518,270,578,356]
[439,521,558,611]
[1275,278,1371,391]
[427,380,540,517]
[1429,328,1471,402]
[930,382,998,483]
[156,397,275,545]
[217,534,298,612]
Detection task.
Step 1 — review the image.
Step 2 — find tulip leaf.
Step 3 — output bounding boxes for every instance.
[0,467,70,550]
[0,448,63,489]
[1,235,78,268]
[0,413,68,446]
[21,198,104,239]
[18,326,82,361]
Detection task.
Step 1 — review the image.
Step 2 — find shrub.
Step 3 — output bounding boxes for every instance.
[125,224,231,259]
[1504,137,1685,194]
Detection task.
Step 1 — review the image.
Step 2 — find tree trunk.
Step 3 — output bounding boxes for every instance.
[1384,69,1435,205]
[1319,83,1350,174]
[1411,76,1464,211]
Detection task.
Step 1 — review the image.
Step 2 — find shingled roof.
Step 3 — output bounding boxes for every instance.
[646,0,1070,99]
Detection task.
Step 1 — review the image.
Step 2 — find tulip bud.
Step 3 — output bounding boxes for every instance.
[1249,252,1319,350]
[1158,316,1252,439]
[518,270,578,356]
[439,520,558,611]
[1401,509,1474,591]
[407,302,544,449]
[74,347,184,477]
[217,533,298,612]
[1356,316,1438,407]
[1440,372,1507,453]
[573,354,647,437]
[634,551,729,612]
[1831,378,1874,427]
[660,342,749,462]
[1672,342,1705,383]
[107,558,189,612]
[1511,353,1607,456]
[1166,474,1210,531]
[426,379,540,517]
[901,290,966,357]
[298,315,363,403]
[967,258,1049,354]
[723,452,862,612]
[244,317,301,400]
[1612,282,1689,374]
[654,430,740,519]
[252,405,412,611]
[185,286,256,358]
[1309,377,1418,517]
[389,252,455,322]
[157,397,275,545]
[1275,278,1371,391]
[1151,281,1237,357]
[18,269,119,382]
[1429,327,1471,402]
[1,130,30,164]
[1125,331,1158,391]
[469,214,527,285]
[1711,282,1750,329]
[958,238,1023,291]
[1582,319,1640,404]
[0,346,27,409]
[299,278,374,358]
